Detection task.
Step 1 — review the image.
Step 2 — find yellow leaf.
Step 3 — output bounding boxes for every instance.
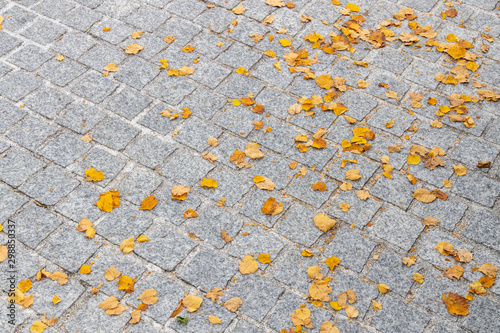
[80,264,91,274]
[302,249,314,257]
[263,50,275,57]
[442,292,469,316]
[120,237,135,254]
[372,300,382,310]
[98,296,119,310]
[131,31,144,39]
[183,295,202,312]
[179,66,195,75]
[30,321,48,333]
[377,284,390,293]
[235,67,249,75]
[56,55,65,61]
[345,3,360,12]
[118,275,136,293]
[129,309,141,324]
[50,272,68,285]
[200,178,218,188]
[345,169,361,181]
[183,209,198,219]
[104,266,121,281]
[103,63,118,72]
[232,5,246,14]
[208,315,222,324]
[279,39,291,47]
[167,68,178,76]
[325,256,340,270]
[139,196,157,210]
[339,202,350,212]
[315,74,334,89]
[224,297,242,312]
[164,35,175,44]
[314,213,336,232]
[85,168,105,181]
[412,188,437,203]
[180,107,192,119]
[307,265,323,280]
[329,301,342,311]
[407,155,420,165]
[261,198,283,216]
[52,295,62,305]
[18,279,32,293]
[435,241,455,256]
[172,185,190,200]
[137,289,158,305]
[232,98,241,106]
[312,181,327,192]
[257,253,271,264]
[453,165,467,176]
[94,190,120,212]
[137,235,150,242]
[239,255,259,274]
[309,279,332,301]
[181,45,195,53]
[125,44,144,55]
[414,273,424,284]
[444,265,464,280]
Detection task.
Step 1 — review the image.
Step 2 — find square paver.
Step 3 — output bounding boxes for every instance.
[0,99,26,133]
[21,18,67,44]
[92,118,140,150]
[329,190,382,229]
[89,18,132,44]
[462,209,500,252]
[38,59,87,86]
[160,148,215,186]
[173,117,223,152]
[145,75,197,105]
[116,166,163,205]
[71,72,119,103]
[32,0,76,20]
[13,203,61,249]
[370,172,416,209]
[0,6,36,31]
[240,189,290,227]
[53,32,96,60]
[410,196,467,231]
[114,57,159,90]
[151,183,202,225]
[73,147,126,187]
[0,183,28,224]
[62,6,103,31]
[0,148,45,187]
[79,43,127,72]
[124,5,169,32]
[124,134,175,169]
[55,185,103,222]
[0,71,42,101]
[197,6,234,33]
[451,171,500,207]
[24,87,73,119]
[372,295,430,333]
[40,132,91,167]
[177,247,238,291]
[198,167,252,207]
[56,102,106,134]
[325,152,380,189]
[182,87,227,120]
[253,116,299,153]
[7,44,53,71]
[217,73,265,99]
[6,116,59,151]
[367,104,416,137]
[369,206,424,250]
[275,204,324,247]
[107,87,152,120]
[365,71,411,104]
[251,151,295,190]
[96,204,153,244]
[287,171,337,208]
[324,226,376,273]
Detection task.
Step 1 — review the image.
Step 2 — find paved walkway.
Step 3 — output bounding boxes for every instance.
[0,0,499,332]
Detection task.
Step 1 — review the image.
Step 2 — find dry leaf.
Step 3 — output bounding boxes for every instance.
[221,230,233,242]
[18,279,32,293]
[291,308,313,328]
[307,266,323,280]
[208,315,222,324]
[224,297,242,312]
[346,169,361,181]
[454,249,473,263]
[207,137,218,147]
[356,190,370,200]
[312,181,327,191]
[413,188,437,203]
[125,44,144,54]
[103,63,118,72]
[452,165,467,176]
[309,279,332,301]
[339,202,350,212]
[52,296,62,305]
[422,217,441,226]
[479,263,497,278]
[172,185,190,200]
[200,178,218,188]
[80,264,91,274]
[345,305,359,318]
[138,289,158,305]
[314,214,336,232]
[139,196,157,210]
[254,176,275,190]
[325,256,340,270]
[50,272,68,285]
[129,310,141,324]
[444,265,464,280]
[30,321,48,333]
[95,190,120,212]
[377,284,389,293]
[183,208,198,219]
[120,237,135,254]
[131,31,144,39]
[104,266,121,281]
[245,143,265,159]
[435,241,455,256]
[183,295,202,312]
[469,281,487,296]
[239,255,259,274]
[118,275,136,293]
[206,287,224,302]
[261,198,284,216]
[413,273,424,284]
[443,292,469,316]
[257,253,271,264]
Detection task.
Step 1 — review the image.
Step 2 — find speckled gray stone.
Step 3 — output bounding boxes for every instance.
[73,147,126,187]
[0,148,45,187]
[372,294,430,333]
[40,132,91,167]
[12,203,61,249]
[116,166,163,205]
[160,148,215,186]
[329,190,382,229]
[451,171,500,207]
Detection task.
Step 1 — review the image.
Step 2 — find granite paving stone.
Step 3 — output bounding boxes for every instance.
[369,205,424,251]
[323,226,376,273]
[1,1,499,331]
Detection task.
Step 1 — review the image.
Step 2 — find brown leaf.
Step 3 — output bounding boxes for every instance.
[412,188,437,203]
[221,230,233,242]
[245,143,265,159]
[261,198,284,216]
[444,265,464,280]
[205,287,224,302]
[454,249,473,263]
[314,214,336,232]
[312,181,327,191]
[443,292,469,316]
[422,217,441,226]
[239,255,259,274]
[479,263,497,278]
[224,297,242,312]
[139,196,157,210]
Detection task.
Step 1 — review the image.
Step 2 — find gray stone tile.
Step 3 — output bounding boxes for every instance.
[233,320,265,333]
[198,167,252,207]
[452,171,500,207]
[367,104,416,137]
[107,87,152,120]
[38,59,87,86]
[468,11,500,37]
[52,32,96,60]
[114,57,160,90]
[228,224,285,264]
[186,206,243,249]
[19,165,79,206]
[255,86,297,120]
[0,148,45,187]
[32,0,76,20]
[324,226,376,273]
[134,225,196,271]
[408,157,455,188]
[0,183,28,224]
[266,292,331,333]
[403,58,443,90]
[40,225,102,272]
[0,32,21,57]
[118,34,167,60]
[0,6,36,31]
[365,71,411,105]
[166,0,207,20]
[11,203,61,249]
[182,87,227,120]
[370,173,416,209]
[92,118,140,151]
[71,72,119,103]
[449,136,500,171]
[155,16,201,46]
[145,75,197,105]
[0,71,42,101]
[217,73,265,99]
[253,116,298,154]
[61,5,103,31]
[79,43,127,72]
[229,17,270,47]
[225,274,284,322]
[116,166,163,206]
[174,116,223,152]
[96,204,153,244]
[462,293,500,333]
[151,182,202,225]
[275,204,323,247]
[240,189,290,227]
[337,90,378,121]
[411,119,460,151]
[190,56,232,89]
[56,102,106,134]
[7,116,59,151]
[410,196,467,231]
[7,44,53,71]
[287,171,337,208]
[369,205,424,251]
[217,43,262,69]
[21,18,67,45]
[178,247,238,291]
[138,103,185,135]
[160,147,215,186]
[251,151,295,190]
[0,99,25,133]
[55,185,103,222]
[89,18,133,44]
[24,87,73,119]
[190,29,231,60]
[197,6,234,33]
[462,209,500,251]
[124,5,169,32]
[329,190,382,229]
[124,134,175,169]
[372,47,413,75]
[325,152,379,189]
[372,294,430,333]
[40,132,91,167]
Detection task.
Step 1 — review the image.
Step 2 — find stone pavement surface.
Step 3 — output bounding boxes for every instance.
[0,0,499,332]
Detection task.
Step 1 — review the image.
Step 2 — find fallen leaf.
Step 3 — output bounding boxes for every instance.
[309,279,332,301]
[80,264,91,274]
[103,63,118,72]
[239,255,259,274]
[435,241,455,256]
[18,279,32,293]
[291,308,313,328]
[138,289,158,305]
[137,236,149,242]
[104,266,121,281]
[131,31,144,39]
[339,202,350,212]
[179,66,195,75]
[172,185,190,200]
[444,265,464,280]
[443,292,469,316]
[403,257,416,267]
[345,305,359,318]
[125,44,144,54]
[325,256,340,270]
[479,263,497,278]
[307,266,323,280]
[120,237,134,254]
[200,178,218,188]
[183,208,198,219]
[207,137,219,147]
[422,217,441,226]
[50,272,68,286]
[261,198,284,216]
[139,196,157,210]
[346,169,361,181]
[118,275,136,293]
[224,297,242,312]
[452,165,467,176]
[469,281,487,296]
[208,315,222,324]
[245,143,265,159]
[254,176,275,190]
[356,190,370,200]
[52,295,62,305]
[95,190,120,212]
[183,295,202,312]
[164,35,175,43]
[221,230,233,242]
[314,214,336,232]
[232,5,246,14]
[312,181,327,191]
[454,249,473,263]
[372,300,383,310]
[206,287,224,302]
[414,273,424,284]
[413,188,437,203]
[257,253,271,264]
[377,284,389,294]
[129,309,141,324]
[30,321,48,333]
